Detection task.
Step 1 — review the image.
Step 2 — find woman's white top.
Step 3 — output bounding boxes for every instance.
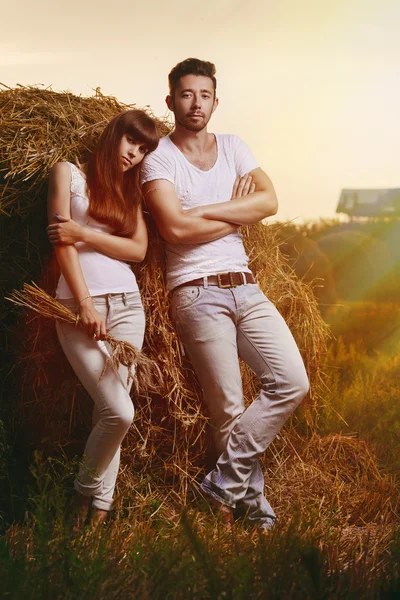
[56,162,139,299]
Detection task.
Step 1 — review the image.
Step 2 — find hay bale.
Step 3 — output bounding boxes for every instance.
[1,85,328,503]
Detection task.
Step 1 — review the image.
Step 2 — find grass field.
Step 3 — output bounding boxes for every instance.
[320,302,400,477]
[1,300,399,598]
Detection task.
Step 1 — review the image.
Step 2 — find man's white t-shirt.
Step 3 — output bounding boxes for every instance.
[141,134,259,291]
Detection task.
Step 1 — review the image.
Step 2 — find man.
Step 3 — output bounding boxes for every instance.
[142,58,309,529]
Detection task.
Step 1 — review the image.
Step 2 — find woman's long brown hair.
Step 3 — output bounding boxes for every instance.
[85,109,159,237]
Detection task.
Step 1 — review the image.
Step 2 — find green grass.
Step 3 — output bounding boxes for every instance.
[318,302,400,476]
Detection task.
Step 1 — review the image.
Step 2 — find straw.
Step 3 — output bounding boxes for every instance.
[7,282,163,393]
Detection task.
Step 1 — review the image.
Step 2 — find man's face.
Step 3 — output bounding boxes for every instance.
[167,74,218,132]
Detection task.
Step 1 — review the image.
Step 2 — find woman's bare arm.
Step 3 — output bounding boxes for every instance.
[47,162,106,340]
[47,205,148,262]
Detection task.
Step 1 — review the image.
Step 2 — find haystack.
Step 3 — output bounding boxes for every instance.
[2,85,397,532]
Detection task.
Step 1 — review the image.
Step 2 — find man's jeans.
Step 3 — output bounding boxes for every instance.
[171,283,309,526]
[56,292,145,511]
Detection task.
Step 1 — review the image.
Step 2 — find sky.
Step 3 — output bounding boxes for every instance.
[2,0,400,222]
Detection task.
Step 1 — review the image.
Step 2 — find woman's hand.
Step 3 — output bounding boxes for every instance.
[47,214,84,245]
[79,298,107,341]
[231,174,255,199]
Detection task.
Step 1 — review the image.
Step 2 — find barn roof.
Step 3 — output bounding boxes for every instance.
[337,188,400,217]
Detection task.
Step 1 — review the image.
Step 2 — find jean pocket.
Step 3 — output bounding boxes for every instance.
[124,292,144,311]
[172,287,203,310]
[57,298,79,314]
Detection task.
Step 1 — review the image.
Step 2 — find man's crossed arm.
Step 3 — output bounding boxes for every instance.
[142,168,278,245]
[189,168,278,225]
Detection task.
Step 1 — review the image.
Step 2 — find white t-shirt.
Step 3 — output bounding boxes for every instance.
[141,134,259,290]
[56,163,139,298]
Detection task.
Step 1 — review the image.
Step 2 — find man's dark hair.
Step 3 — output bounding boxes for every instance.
[168,58,217,96]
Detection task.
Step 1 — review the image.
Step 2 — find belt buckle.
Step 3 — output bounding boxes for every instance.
[217,272,237,288]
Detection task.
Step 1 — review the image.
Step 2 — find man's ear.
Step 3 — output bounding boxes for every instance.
[212,96,219,114]
[166,94,174,112]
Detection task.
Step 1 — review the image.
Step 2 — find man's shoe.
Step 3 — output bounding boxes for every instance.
[253,518,277,539]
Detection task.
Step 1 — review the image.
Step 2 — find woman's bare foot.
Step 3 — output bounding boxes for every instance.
[72,494,91,532]
[90,507,108,528]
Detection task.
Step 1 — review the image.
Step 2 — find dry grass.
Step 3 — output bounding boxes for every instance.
[265,431,399,526]
[0,83,170,215]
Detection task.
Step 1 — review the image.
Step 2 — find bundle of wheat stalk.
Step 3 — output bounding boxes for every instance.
[6,283,162,392]
[1,84,398,539]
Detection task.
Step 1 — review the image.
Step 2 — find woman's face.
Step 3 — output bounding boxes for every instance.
[119,133,148,172]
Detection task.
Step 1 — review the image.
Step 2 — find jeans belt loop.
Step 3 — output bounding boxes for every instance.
[242,272,247,285]
[122,292,127,306]
[204,276,208,288]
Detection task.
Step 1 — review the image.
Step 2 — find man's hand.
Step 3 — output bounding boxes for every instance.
[47,214,83,245]
[186,174,255,219]
[187,169,277,226]
[231,174,255,199]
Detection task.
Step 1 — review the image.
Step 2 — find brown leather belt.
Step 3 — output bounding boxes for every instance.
[173,271,256,292]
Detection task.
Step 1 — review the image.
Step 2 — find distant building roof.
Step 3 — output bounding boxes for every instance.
[337,188,400,217]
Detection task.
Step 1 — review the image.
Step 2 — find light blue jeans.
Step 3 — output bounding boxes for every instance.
[171,283,309,527]
[56,292,145,511]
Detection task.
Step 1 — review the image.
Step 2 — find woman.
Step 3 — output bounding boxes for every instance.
[47,109,159,526]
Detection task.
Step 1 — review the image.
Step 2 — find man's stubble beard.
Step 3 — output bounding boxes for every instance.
[174,112,212,133]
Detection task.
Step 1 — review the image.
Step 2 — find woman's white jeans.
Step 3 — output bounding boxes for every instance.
[171,283,309,527]
[56,292,145,511]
